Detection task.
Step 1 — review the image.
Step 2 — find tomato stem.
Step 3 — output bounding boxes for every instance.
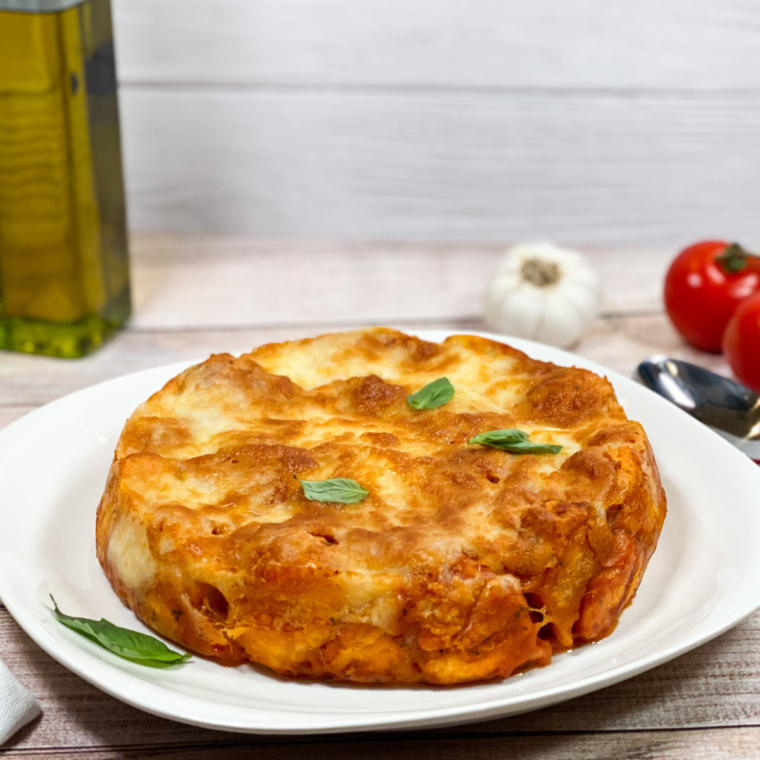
[715,243,760,274]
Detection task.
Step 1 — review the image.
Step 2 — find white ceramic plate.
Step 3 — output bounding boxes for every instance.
[1,329,759,735]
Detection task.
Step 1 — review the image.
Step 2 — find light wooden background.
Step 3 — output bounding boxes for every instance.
[111,0,760,241]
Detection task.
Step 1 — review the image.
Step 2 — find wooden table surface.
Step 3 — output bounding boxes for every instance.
[1,237,755,760]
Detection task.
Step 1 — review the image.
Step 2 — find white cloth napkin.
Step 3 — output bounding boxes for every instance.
[0,658,40,744]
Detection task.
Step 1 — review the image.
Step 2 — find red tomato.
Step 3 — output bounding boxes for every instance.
[664,241,760,353]
[723,291,760,393]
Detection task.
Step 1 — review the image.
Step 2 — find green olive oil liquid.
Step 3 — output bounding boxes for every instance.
[0,0,131,357]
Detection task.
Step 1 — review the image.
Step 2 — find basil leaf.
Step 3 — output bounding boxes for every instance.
[468,429,563,455]
[298,478,369,504]
[407,377,455,410]
[51,596,191,668]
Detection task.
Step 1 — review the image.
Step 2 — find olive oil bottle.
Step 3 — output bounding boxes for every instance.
[0,0,130,357]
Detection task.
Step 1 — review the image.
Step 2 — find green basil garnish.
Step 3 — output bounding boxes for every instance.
[51,596,191,668]
[407,377,455,410]
[298,478,369,504]
[468,429,562,455]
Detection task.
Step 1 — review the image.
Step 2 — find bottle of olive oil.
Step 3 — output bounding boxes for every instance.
[0,0,130,357]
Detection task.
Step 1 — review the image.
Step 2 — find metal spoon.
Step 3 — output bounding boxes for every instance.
[637,357,760,462]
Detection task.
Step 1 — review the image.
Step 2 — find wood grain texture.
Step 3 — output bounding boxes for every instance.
[109,0,760,237]
[113,0,760,88]
[120,88,760,240]
[6,731,760,760]
[129,238,673,328]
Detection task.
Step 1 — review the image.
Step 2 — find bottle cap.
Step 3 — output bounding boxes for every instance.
[0,0,87,10]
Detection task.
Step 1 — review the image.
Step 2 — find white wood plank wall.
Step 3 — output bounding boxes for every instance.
[112,0,760,241]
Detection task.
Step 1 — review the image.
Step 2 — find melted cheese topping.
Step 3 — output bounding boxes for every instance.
[106,516,157,591]
[96,328,667,684]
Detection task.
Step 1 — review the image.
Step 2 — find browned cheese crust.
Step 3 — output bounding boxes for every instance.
[96,328,667,684]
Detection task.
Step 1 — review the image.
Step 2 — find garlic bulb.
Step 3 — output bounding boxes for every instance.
[483,242,600,348]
